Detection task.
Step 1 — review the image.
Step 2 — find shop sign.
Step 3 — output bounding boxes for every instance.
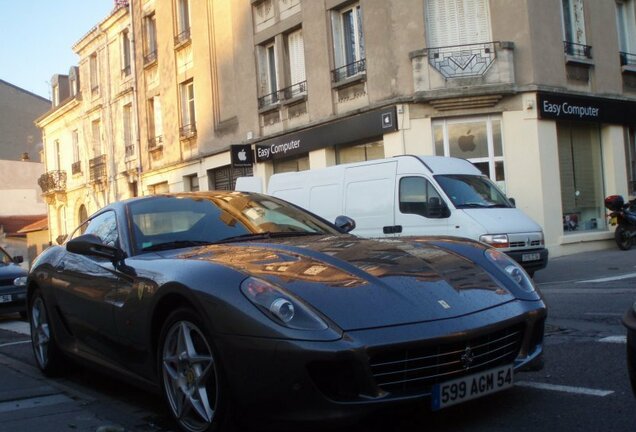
[537,93,636,125]
[230,144,254,167]
[255,107,398,162]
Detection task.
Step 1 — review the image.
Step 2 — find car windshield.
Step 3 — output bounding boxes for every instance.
[434,175,512,209]
[128,193,340,253]
[0,248,13,265]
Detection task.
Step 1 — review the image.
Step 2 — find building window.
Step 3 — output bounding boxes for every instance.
[123,104,134,157]
[69,67,79,97]
[71,129,81,174]
[179,80,196,138]
[331,3,366,82]
[273,154,309,173]
[121,29,132,77]
[185,174,200,192]
[557,123,605,233]
[258,41,279,108]
[207,165,253,190]
[91,119,102,156]
[54,140,61,171]
[433,116,505,190]
[562,0,591,58]
[52,84,59,106]
[336,141,384,164]
[148,95,164,148]
[617,1,636,66]
[175,0,191,45]
[144,12,158,64]
[90,52,99,94]
[78,204,88,228]
[283,28,307,100]
[149,181,170,195]
[425,0,491,48]
[626,127,636,195]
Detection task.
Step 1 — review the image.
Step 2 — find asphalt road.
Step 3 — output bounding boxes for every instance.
[0,248,634,431]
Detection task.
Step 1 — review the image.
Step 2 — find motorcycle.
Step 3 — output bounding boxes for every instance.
[604,195,636,250]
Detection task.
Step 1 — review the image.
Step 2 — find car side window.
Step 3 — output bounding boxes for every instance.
[83,211,119,248]
[399,177,448,219]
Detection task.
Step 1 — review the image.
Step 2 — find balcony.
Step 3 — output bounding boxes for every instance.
[149,135,163,150]
[331,59,366,85]
[89,155,107,183]
[174,28,191,47]
[410,41,515,102]
[564,41,592,61]
[71,161,82,175]
[179,124,197,140]
[258,81,308,111]
[38,170,67,194]
[144,50,157,66]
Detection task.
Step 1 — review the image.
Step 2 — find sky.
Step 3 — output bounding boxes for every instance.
[0,0,115,100]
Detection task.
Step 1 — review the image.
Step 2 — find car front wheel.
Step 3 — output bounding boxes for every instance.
[158,309,232,432]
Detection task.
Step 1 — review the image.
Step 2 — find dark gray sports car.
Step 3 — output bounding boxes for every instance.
[27,192,546,432]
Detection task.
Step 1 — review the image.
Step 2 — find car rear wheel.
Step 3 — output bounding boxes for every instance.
[29,290,65,376]
[159,309,233,432]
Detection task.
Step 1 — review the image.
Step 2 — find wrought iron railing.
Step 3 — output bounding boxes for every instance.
[180,123,197,139]
[564,41,592,59]
[427,42,497,78]
[89,155,107,183]
[38,170,67,194]
[620,51,636,67]
[281,81,307,100]
[149,135,163,149]
[71,161,82,175]
[144,50,157,65]
[174,28,191,46]
[258,91,280,109]
[332,59,367,83]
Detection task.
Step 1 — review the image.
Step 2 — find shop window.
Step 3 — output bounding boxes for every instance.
[273,155,309,173]
[208,165,253,190]
[184,174,200,192]
[433,117,505,190]
[557,123,605,233]
[336,141,384,165]
[625,127,636,194]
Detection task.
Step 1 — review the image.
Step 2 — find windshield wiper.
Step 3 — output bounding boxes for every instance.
[213,231,322,244]
[141,240,214,252]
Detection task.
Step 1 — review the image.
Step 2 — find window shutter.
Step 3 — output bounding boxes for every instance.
[331,11,345,68]
[426,0,491,47]
[288,29,306,85]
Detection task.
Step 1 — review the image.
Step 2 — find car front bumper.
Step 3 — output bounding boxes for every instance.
[216,300,546,424]
[0,285,27,316]
[506,248,549,274]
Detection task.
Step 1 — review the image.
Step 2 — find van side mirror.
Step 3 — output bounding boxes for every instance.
[334,215,356,233]
[509,197,516,207]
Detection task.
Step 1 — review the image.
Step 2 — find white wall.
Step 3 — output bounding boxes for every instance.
[0,160,46,216]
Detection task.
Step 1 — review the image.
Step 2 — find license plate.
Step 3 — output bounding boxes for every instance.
[522,252,541,262]
[0,295,12,303]
[432,364,513,410]
[610,216,618,226]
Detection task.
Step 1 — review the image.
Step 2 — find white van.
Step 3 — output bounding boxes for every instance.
[238,155,548,275]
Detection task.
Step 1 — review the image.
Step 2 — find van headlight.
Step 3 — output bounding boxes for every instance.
[480,234,509,248]
[240,277,328,330]
[485,248,535,293]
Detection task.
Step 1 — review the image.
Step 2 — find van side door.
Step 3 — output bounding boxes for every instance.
[395,176,451,237]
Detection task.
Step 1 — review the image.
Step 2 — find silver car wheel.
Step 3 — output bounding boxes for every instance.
[30,296,50,368]
[162,320,218,432]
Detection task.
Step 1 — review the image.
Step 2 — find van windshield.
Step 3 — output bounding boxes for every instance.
[434,175,512,209]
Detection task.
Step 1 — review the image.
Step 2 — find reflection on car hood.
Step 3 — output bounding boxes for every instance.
[177,236,514,331]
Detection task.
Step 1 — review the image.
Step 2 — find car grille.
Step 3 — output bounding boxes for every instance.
[369,324,524,395]
[0,278,16,287]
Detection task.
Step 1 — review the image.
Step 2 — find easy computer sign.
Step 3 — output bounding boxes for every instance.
[537,93,636,125]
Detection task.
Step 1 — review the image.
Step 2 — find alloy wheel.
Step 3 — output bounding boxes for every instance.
[162,320,218,432]
[30,296,50,368]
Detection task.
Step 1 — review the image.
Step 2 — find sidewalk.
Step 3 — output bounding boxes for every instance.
[533,247,636,285]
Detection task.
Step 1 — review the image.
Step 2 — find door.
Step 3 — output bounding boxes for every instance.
[395,176,452,236]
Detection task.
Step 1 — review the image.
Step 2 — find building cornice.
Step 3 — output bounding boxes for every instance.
[35,98,81,128]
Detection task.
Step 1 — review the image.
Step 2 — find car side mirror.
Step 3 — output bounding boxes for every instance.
[509,197,516,207]
[334,215,356,233]
[12,256,23,264]
[67,234,126,262]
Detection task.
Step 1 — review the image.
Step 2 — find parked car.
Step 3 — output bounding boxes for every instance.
[27,192,546,432]
[623,302,636,396]
[237,155,548,276]
[0,246,28,319]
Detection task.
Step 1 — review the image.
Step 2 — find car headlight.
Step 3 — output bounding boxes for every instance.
[240,277,328,330]
[485,248,535,293]
[13,276,27,287]
[480,234,509,248]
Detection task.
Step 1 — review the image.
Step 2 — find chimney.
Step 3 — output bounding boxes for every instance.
[21,152,30,161]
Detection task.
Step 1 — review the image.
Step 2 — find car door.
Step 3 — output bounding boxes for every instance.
[53,211,133,359]
[394,176,452,237]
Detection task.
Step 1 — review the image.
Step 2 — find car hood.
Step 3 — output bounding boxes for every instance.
[0,263,26,280]
[463,208,543,234]
[177,236,514,331]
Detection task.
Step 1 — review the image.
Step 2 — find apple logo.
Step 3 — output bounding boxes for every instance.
[457,130,476,152]
[238,149,247,162]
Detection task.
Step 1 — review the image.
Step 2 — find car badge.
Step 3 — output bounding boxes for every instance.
[460,346,475,369]
[438,300,451,309]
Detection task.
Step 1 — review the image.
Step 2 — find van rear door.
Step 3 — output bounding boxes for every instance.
[394,175,451,237]
[344,161,397,237]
